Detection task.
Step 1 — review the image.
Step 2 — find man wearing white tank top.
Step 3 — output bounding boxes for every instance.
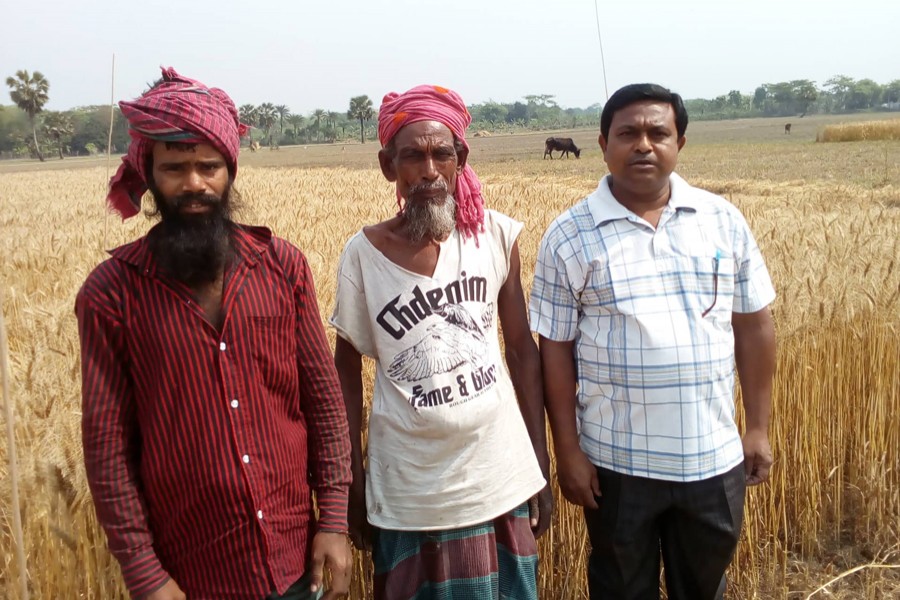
[331,85,551,600]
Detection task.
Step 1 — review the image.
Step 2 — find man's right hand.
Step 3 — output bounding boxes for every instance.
[145,578,186,600]
[348,482,371,551]
[556,446,601,509]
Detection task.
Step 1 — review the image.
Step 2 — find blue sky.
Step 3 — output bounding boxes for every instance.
[3,0,897,113]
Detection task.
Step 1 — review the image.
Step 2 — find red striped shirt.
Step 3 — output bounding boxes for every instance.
[76,224,351,599]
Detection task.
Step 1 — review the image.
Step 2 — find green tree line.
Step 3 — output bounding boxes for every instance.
[3,72,899,160]
[685,76,900,120]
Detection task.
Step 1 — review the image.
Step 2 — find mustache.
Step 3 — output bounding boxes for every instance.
[172,192,221,209]
[407,180,449,196]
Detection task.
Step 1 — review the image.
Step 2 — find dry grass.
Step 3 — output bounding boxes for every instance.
[818,120,900,143]
[1,133,899,598]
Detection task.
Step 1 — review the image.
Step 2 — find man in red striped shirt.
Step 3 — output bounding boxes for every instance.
[76,68,352,600]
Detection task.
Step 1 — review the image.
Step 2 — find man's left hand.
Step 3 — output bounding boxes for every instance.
[308,531,352,599]
[528,484,554,538]
[742,429,774,486]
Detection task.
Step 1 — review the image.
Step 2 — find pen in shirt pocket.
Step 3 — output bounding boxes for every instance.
[702,249,721,318]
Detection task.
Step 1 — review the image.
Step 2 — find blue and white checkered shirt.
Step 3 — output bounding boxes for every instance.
[529,173,776,482]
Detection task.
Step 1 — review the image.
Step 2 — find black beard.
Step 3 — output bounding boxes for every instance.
[147,187,233,286]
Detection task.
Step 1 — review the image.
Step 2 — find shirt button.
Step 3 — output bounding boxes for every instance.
[231,399,239,408]
[242,454,250,464]
[257,510,264,520]
[219,342,227,351]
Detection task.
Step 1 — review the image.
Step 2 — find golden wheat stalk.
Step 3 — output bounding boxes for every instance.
[805,563,900,599]
[1,287,29,600]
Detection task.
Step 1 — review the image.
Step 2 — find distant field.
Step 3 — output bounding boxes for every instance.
[2,111,898,175]
[1,116,898,599]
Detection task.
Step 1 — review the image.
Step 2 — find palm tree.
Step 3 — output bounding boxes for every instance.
[348,95,374,144]
[326,111,342,142]
[309,109,326,142]
[6,69,50,161]
[239,104,258,147]
[43,111,73,159]
[287,114,305,142]
[257,103,277,145]
[275,105,290,135]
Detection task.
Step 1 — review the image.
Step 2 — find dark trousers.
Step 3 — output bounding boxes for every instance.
[584,463,746,600]
[265,572,321,600]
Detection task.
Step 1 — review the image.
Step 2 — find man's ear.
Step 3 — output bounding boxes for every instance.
[598,133,608,153]
[456,145,469,173]
[378,149,396,182]
[677,136,687,151]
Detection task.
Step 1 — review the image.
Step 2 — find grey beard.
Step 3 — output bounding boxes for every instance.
[404,193,457,243]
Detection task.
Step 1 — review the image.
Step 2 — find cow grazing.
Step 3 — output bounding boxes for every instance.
[248,140,261,152]
[544,137,581,159]
[784,123,792,134]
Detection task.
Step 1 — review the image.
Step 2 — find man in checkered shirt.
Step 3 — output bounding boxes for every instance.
[529,83,776,600]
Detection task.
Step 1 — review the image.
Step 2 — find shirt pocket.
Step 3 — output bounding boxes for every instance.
[247,315,297,393]
[691,254,735,322]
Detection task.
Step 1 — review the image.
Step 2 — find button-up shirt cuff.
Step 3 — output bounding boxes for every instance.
[316,488,350,533]
[120,550,171,599]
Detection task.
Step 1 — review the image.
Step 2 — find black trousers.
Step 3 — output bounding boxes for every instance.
[583,463,746,600]
[265,572,320,600]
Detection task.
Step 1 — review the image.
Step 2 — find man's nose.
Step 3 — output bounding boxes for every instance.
[183,168,206,193]
[421,155,440,180]
[635,133,652,153]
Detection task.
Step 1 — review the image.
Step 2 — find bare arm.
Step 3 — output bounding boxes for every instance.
[498,242,550,476]
[539,336,600,508]
[498,242,553,536]
[732,306,776,485]
[333,336,370,549]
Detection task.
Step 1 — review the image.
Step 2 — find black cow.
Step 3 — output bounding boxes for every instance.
[544,137,581,159]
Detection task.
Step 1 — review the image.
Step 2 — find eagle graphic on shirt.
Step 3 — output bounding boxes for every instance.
[387,302,493,382]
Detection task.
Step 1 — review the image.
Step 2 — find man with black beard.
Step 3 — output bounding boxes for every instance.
[145,154,234,289]
[75,68,352,600]
[331,85,552,600]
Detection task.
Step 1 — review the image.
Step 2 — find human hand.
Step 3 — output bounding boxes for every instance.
[348,483,371,551]
[145,578,186,600]
[528,483,554,538]
[742,428,774,486]
[555,447,601,509]
[309,531,352,599]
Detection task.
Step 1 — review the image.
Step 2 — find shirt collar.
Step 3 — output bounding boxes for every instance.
[109,222,273,274]
[587,172,699,227]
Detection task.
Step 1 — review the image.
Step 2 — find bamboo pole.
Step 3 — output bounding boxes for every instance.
[1,288,29,599]
[103,53,116,249]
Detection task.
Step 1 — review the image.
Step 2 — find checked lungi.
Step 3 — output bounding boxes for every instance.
[373,503,539,600]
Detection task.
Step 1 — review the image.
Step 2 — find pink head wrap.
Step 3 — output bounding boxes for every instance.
[106,67,249,219]
[377,84,484,240]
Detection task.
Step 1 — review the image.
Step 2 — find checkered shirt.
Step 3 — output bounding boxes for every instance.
[529,173,775,481]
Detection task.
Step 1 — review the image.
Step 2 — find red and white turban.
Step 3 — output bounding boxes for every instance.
[107,67,249,219]
[378,84,484,240]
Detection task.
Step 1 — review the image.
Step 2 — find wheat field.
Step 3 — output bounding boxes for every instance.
[819,120,900,143]
[1,128,899,598]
